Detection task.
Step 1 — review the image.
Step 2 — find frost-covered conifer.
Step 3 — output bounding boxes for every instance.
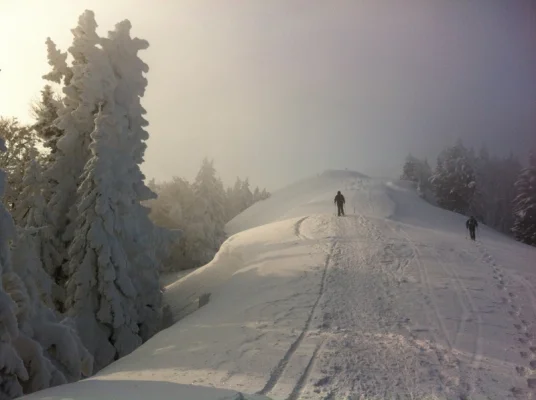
[512,151,536,246]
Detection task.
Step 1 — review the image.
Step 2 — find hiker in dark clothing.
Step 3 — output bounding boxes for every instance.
[466,216,478,241]
[334,191,345,216]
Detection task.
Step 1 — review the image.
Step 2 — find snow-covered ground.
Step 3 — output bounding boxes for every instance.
[24,170,536,399]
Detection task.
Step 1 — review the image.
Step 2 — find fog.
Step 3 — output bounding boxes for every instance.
[1,0,535,189]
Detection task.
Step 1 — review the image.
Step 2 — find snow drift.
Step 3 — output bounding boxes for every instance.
[24,170,536,399]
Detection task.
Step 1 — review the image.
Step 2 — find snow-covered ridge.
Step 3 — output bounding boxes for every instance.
[24,171,536,399]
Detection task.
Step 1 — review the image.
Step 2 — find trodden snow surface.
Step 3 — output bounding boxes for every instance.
[25,170,536,400]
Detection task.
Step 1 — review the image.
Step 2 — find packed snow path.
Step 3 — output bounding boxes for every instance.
[25,171,536,400]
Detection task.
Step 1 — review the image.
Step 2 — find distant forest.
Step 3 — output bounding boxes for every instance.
[400,141,535,247]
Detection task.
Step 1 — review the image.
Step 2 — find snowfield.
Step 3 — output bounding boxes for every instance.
[24,170,536,399]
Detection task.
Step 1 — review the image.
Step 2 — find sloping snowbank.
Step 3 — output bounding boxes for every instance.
[227,170,393,235]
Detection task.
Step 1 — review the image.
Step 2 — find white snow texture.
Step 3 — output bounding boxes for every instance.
[23,169,536,399]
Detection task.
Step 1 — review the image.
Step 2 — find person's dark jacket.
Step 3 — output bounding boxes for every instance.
[466,217,478,230]
[334,193,345,206]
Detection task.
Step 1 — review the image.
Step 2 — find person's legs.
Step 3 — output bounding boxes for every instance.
[337,204,342,216]
[470,228,475,240]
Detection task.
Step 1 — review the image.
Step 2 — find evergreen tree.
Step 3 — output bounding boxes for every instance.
[14,160,64,308]
[42,37,72,85]
[468,145,491,223]
[0,138,93,398]
[260,188,271,200]
[400,154,420,182]
[226,177,243,219]
[0,138,28,399]
[65,107,141,370]
[239,178,254,211]
[512,151,536,246]
[41,10,105,288]
[430,140,476,215]
[31,85,63,162]
[253,186,261,202]
[102,19,163,340]
[190,159,227,264]
[0,118,40,212]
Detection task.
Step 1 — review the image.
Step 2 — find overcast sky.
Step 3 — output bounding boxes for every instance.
[1,0,535,190]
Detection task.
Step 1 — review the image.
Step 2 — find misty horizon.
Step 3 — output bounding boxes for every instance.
[1,0,535,190]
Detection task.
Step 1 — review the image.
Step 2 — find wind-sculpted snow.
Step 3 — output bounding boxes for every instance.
[24,170,536,399]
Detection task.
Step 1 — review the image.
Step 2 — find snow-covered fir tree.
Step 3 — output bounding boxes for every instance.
[400,154,421,182]
[102,19,163,340]
[41,10,111,289]
[226,177,244,218]
[190,159,228,265]
[467,146,491,223]
[491,154,521,233]
[0,138,28,399]
[0,138,93,398]
[146,177,195,271]
[42,37,73,86]
[400,154,432,198]
[512,151,536,246]
[260,188,271,200]
[31,85,63,163]
[253,186,261,202]
[0,118,40,212]
[14,160,64,307]
[65,106,142,370]
[430,140,476,215]
[10,229,93,390]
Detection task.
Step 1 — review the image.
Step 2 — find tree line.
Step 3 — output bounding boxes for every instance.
[145,160,270,271]
[400,140,535,246]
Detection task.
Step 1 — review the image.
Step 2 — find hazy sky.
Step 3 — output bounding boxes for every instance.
[1,1,535,190]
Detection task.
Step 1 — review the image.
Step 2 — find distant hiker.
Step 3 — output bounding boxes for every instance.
[334,191,346,216]
[466,216,478,241]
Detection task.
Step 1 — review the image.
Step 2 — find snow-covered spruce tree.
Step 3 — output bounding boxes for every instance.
[400,154,420,182]
[226,177,243,219]
[42,37,73,86]
[65,106,143,370]
[41,10,108,289]
[400,154,432,198]
[102,20,163,340]
[14,160,64,308]
[240,178,254,211]
[468,146,491,223]
[0,138,28,399]
[430,140,476,215]
[10,229,93,391]
[145,178,196,271]
[512,151,536,246]
[493,154,521,233]
[0,118,40,213]
[253,186,260,202]
[260,188,271,200]
[31,85,64,164]
[0,138,93,398]
[189,159,227,265]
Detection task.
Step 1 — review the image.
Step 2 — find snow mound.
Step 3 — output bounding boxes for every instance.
[226,170,392,235]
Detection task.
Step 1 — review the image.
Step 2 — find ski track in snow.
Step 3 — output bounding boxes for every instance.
[399,226,485,398]
[476,242,536,398]
[257,233,336,397]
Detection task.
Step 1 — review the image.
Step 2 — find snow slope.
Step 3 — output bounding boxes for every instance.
[25,170,536,400]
